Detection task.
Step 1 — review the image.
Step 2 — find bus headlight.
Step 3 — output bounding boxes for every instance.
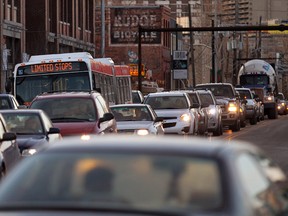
[180,113,191,122]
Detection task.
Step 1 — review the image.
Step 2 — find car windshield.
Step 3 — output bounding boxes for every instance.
[0,152,223,212]
[196,85,234,99]
[238,90,252,99]
[30,98,97,122]
[145,96,188,109]
[2,113,44,134]
[199,94,214,105]
[111,106,152,121]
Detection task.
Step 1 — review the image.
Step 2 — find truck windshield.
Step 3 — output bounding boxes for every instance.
[240,75,269,86]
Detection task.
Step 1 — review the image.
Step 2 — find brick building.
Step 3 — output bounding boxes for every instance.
[95,5,172,90]
[0,0,97,91]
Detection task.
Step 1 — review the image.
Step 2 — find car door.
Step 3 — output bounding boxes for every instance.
[0,117,21,172]
[95,95,117,133]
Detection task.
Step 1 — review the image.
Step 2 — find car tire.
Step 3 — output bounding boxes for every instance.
[250,114,257,125]
[231,118,240,132]
[213,121,223,136]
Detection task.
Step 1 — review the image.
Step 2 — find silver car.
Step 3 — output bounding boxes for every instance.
[144,91,198,135]
[197,89,223,136]
[110,104,164,135]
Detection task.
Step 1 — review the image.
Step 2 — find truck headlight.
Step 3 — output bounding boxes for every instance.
[180,113,191,122]
[136,129,149,136]
[228,103,237,112]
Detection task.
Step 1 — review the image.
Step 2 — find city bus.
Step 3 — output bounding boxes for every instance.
[6,52,132,106]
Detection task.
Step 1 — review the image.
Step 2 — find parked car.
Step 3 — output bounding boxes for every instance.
[197,89,223,136]
[132,90,145,103]
[196,83,242,132]
[277,92,288,115]
[144,91,198,135]
[0,109,62,156]
[0,93,25,109]
[0,113,21,178]
[0,135,287,215]
[110,104,164,135]
[181,90,208,135]
[29,91,117,136]
[236,87,259,125]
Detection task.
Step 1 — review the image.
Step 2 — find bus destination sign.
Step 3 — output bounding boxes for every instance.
[17,62,88,75]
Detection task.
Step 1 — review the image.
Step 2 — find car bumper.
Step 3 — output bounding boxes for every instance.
[221,112,238,126]
[162,120,192,134]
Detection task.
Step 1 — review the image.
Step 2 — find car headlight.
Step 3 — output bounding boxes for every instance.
[22,148,37,156]
[136,129,149,136]
[228,103,237,112]
[180,113,191,122]
[208,108,216,115]
[281,102,285,106]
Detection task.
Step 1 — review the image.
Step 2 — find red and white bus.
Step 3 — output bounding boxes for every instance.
[7,52,132,106]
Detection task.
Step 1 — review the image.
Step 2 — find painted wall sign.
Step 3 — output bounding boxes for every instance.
[110,8,161,44]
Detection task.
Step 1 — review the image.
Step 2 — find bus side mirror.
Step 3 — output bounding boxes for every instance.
[5,77,12,93]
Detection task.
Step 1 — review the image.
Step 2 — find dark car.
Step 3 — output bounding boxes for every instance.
[0,93,24,109]
[0,135,287,216]
[0,113,21,178]
[132,90,145,103]
[0,109,62,156]
[29,91,117,137]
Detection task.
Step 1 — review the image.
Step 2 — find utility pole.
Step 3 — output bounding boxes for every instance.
[188,4,196,87]
[100,0,105,57]
[232,0,239,86]
[257,16,262,58]
[212,19,215,83]
[213,0,218,83]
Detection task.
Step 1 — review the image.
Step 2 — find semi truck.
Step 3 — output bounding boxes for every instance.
[237,59,278,119]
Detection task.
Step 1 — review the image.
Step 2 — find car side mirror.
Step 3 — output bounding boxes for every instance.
[154,117,163,122]
[98,112,114,128]
[1,132,16,141]
[48,127,60,134]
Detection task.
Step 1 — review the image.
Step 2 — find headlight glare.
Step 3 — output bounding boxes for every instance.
[180,113,191,122]
[136,129,149,136]
[208,108,216,115]
[228,103,237,112]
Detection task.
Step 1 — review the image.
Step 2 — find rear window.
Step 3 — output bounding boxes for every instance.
[145,95,188,109]
[30,97,97,122]
[0,152,223,212]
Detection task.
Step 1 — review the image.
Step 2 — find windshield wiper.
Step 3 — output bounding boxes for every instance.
[51,117,94,122]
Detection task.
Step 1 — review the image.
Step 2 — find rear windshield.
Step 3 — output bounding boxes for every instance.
[145,96,188,109]
[0,152,223,213]
[30,98,97,122]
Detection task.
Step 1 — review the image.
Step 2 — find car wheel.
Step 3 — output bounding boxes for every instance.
[213,122,222,136]
[250,114,257,125]
[231,118,240,132]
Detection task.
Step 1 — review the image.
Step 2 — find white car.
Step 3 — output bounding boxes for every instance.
[197,89,223,136]
[110,104,164,135]
[144,91,197,135]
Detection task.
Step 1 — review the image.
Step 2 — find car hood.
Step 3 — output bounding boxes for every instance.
[116,121,152,130]
[215,98,233,105]
[154,109,190,117]
[16,135,48,148]
[53,122,99,136]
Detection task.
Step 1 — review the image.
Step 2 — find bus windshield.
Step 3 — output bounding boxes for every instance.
[16,72,90,105]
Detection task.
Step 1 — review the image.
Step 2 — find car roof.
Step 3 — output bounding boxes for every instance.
[146,91,187,97]
[0,109,44,114]
[110,104,149,108]
[40,135,259,157]
[235,88,251,91]
[32,91,100,100]
[196,83,233,87]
